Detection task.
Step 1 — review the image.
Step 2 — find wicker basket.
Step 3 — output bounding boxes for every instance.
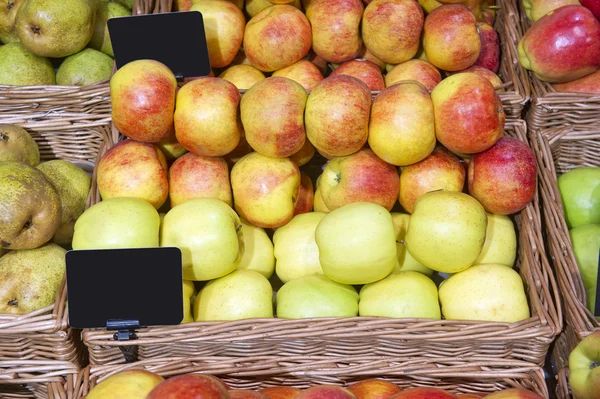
[550,325,580,399]
[0,360,78,399]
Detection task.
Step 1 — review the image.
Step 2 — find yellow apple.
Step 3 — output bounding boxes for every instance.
[290,139,316,167]
[182,280,196,324]
[473,213,517,267]
[390,213,433,276]
[272,60,324,91]
[237,220,275,278]
[313,176,330,212]
[219,64,265,90]
[155,132,188,161]
[246,0,302,17]
[86,370,164,399]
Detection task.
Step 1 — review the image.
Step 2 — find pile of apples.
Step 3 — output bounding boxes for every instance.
[519,0,600,93]
[85,371,545,399]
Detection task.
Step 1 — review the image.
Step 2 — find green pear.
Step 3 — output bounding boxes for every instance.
[570,223,600,315]
[0,162,61,250]
[0,0,25,43]
[0,43,55,85]
[558,167,600,229]
[15,0,96,58]
[90,0,130,57]
[0,124,40,165]
[56,48,113,86]
[37,160,91,247]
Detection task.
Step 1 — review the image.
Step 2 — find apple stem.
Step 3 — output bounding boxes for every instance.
[0,132,7,141]
[7,299,18,307]
[591,361,600,369]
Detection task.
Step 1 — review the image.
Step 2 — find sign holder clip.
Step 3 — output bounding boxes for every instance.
[107,319,140,363]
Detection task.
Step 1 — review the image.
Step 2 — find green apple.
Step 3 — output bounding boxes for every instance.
[569,330,600,399]
[359,271,440,319]
[391,213,433,276]
[473,213,517,268]
[558,167,600,229]
[406,191,487,274]
[182,280,196,324]
[72,198,160,249]
[570,223,600,314]
[237,220,275,279]
[438,264,530,323]
[273,212,326,283]
[276,274,358,319]
[161,198,243,281]
[315,202,396,285]
[193,270,273,321]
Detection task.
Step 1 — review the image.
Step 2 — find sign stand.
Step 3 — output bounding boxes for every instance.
[107,319,140,362]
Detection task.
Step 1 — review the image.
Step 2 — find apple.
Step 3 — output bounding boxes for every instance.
[72,198,160,250]
[194,270,273,321]
[385,59,441,90]
[237,220,275,279]
[369,82,436,167]
[246,0,303,17]
[423,5,481,71]
[316,202,397,284]
[306,0,363,63]
[231,152,301,228]
[241,77,307,158]
[432,72,504,154]
[276,274,359,318]
[296,386,357,399]
[147,374,229,399]
[175,0,244,10]
[244,5,312,72]
[161,198,243,281]
[313,177,331,212]
[97,140,169,209]
[419,0,442,14]
[557,167,600,228]
[390,388,457,399]
[472,23,499,73]
[362,0,424,64]
[306,49,329,75]
[482,389,543,399]
[358,45,387,71]
[261,387,302,399]
[347,380,401,399]
[156,132,188,161]
[468,137,537,215]
[168,153,232,208]
[439,264,530,322]
[523,0,581,21]
[473,213,517,268]
[360,271,441,319]
[87,370,164,399]
[518,5,600,83]
[273,212,326,283]
[554,69,600,93]
[391,213,434,276]
[453,66,503,90]
[182,280,196,324]
[329,59,384,91]
[581,0,600,19]
[290,139,316,167]
[319,149,399,211]
[230,391,270,399]
[398,146,465,214]
[219,65,266,90]
[294,173,314,215]
[305,75,371,158]
[569,331,600,399]
[406,191,487,273]
[456,395,485,399]
[570,224,600,314]
[175,77,241,157]
[226,132,254,166]
[272,60,324,91]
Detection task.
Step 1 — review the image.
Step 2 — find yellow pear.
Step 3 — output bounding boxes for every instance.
[86,370,164,399]
[390,213,433,276]
[473,213,517,267]
[237,220,275,278]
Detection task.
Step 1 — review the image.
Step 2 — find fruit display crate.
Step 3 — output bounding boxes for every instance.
[0,360,78,399]
[81,119,562,368]
[72,356,549,398]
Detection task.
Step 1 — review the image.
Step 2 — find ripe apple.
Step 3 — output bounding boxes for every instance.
[306,49,329,75]
[314,176,331,212]
[390,388,457,399]
[456,394,485,399]
[362,0,424,64]
[316,202,397,284]
[369,82,436,166]
[111,60,176,143]
[244,5,312,72]
[473,213,517,268]
[391,213,433,276]
[473,23,499,73]
[453,66,503,90]
[194,270,273,321]
[360,271,441,318]
[272,60,324,91]
[168,153,232,208]
[518,5,600,83]
[423,5,481,71]
[261,387,302,399]
[305,75,371,158]
[182,280,196,323]
[569,224,600,314]
[398,145,465,214]
[296,386,357,399]
[439,264,530,322]
[246,0,302,17]
[294,173,314,215]
[87,370,164,399]
[358,45,387,71]
[569,331,600,399]
[72,198,160,250]
[385,59,441,90]
[581,0,600,19]
[419,0,443,14]
[557,167,600,228]
[241,77,307,158]
[406,191,487,273]
[276,274,359,318]
[482,389,543,399]
[219,65,266,90]
[306,0,363,63]
[330,59,384,91]
[147,374,229,399]
[97,140,168,209]
[554,69,600,93]
[230,391,270,399]
[175,77,241,157]
[231,152,301,228]
[156,132,188,161]
[347,380,401,399]
[432,72,504,154]
[290,139,316,167]
[523,0,581,21]
[237,220,275,279]
[319,149,399,211]
[273,212,326,283]
[161,198,243,281]
[468,137,537,215]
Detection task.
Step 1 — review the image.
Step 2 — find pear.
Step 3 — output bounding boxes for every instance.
[56,48,113,86]
[15,0,96,58]
[90,0,130,57]
[0,162,62,250]
[0,124,40,165]
[0,0,25,43]
[0,243,66,314]
[37,160,91,247]
[0,43,55,85]
[115,0,133,9]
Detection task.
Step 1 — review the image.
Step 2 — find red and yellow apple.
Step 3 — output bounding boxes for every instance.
[330,59,385,91]
[294,173,314,215]
[147,374,230,399]
[230,391,270,399]
[482,389,544,399]
[473,23,499,73]
[358,45,387,71]
[347,380,402,399]
[453,66,503,90]
[261,387,302,399]
[296,386,356,399]
[272,60,324,91]
[290,139,316,167]
[385,59,441,90]
[219,65,266,90]
[553,69,600,93]
[390,387,457,399]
